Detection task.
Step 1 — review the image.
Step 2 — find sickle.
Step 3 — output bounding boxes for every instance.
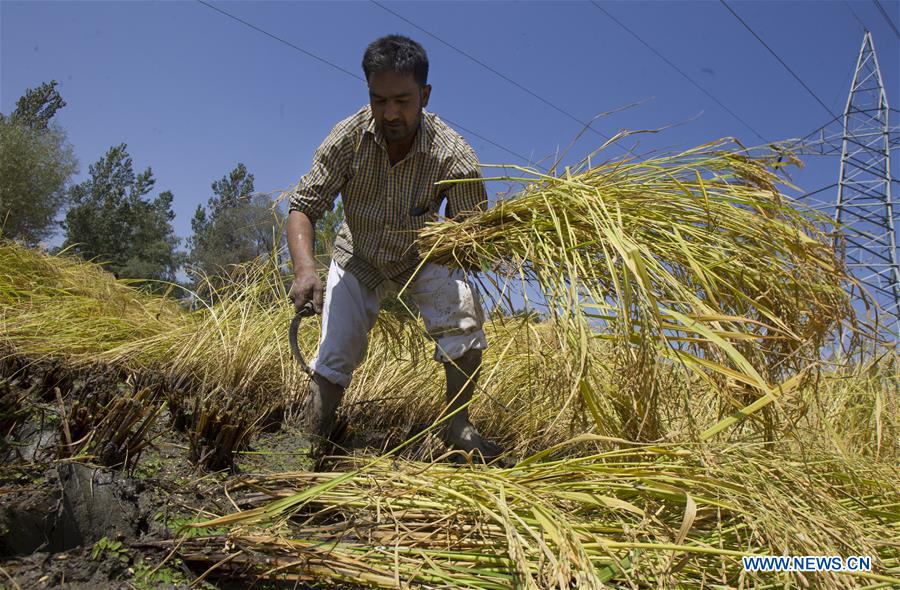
[289,301,317,377]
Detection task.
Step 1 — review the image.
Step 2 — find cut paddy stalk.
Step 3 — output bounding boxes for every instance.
[0,374,30,450]
[418,140,866,442]
[1,138,897,587]
[61,378,165,469]
[185,444,898,589]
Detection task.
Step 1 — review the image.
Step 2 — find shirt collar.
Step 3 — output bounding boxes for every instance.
[364,105,432,155]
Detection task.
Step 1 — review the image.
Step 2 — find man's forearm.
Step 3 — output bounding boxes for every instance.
[287,210,317,276]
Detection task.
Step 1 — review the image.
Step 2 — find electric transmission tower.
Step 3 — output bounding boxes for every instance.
[791,32,899,340]
[836,32,899,338]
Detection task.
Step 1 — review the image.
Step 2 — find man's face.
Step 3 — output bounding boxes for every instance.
[368,70,431,145]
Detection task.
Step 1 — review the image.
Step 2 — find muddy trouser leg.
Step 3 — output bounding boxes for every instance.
[407,264,500,461]
[306,259,381,443]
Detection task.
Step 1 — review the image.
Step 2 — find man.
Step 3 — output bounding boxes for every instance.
[286,35,501,461]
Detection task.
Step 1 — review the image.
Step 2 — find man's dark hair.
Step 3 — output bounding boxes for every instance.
[362,35,429,87]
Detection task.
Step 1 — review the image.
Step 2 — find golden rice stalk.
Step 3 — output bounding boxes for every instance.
[184,443,899,589]
[417,140,865,440]
[0,242,301,469]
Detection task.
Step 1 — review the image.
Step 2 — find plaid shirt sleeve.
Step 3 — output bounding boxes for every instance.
[444,141,488,221]
[289,120,355,221]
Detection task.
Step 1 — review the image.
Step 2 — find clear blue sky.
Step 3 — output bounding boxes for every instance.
[2,0,898,246]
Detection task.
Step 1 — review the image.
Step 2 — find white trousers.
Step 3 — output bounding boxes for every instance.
[310,259,488,388]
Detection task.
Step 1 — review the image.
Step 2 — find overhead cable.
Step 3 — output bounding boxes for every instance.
[370,0,615,143]
[719,0,839,119]
[590,1,769,143]
[195,0,539,167]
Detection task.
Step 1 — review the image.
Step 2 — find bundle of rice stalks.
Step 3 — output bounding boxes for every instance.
[182,442,899,589]
[418,140,863,441]
[187,394,267,472]
[0,242,182,357]
[108,259,304,401]
[61,378,165,469]
[0,241,304,402]
[0,242,303,468]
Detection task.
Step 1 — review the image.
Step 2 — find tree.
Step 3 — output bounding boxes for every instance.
[6,81,67,131]
[0,80,77,246]
[63,144,181,289]
[188,163,283,282]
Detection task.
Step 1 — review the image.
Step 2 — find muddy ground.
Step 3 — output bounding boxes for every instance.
[0,361,348,589]
[0,429,326,589]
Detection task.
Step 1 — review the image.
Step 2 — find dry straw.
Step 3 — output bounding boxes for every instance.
[186,442,898,589]
[418,139,867,442]
[180,141,895,587]
[1,139,897,587]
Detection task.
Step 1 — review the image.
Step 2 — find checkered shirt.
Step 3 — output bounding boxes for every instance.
[289,105,487,290]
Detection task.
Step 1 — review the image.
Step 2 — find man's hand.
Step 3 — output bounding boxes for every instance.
[289,270,324,314]
[286,210,322,313]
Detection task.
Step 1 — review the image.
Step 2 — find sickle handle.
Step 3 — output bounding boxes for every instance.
[289,302,317,376]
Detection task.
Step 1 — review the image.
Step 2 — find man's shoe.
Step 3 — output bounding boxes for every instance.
[442,349,503,464]
[305,373,344,452]
[444,418,504,463]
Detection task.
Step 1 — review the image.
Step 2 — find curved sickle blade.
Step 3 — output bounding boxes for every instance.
[289,302,316,377]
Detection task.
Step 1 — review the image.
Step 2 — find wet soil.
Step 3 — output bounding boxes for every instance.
[0,356,472,589]
[0,361,324,589]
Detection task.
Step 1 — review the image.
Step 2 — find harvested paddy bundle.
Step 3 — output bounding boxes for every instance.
[0,241,602,463]
[418,140,861,441]
[186,443,899,589]
[0,241,181,357]
[0,243,303,468]
[180,143,896,588]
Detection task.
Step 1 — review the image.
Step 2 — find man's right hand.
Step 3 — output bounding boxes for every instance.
[289,270,324,314]
[286,210,322,313]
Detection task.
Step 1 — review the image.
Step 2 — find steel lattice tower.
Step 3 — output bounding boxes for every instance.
[836,32,899,338]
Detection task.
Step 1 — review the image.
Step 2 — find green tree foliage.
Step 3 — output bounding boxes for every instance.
[7,81,67,131]
[0,80,77,246]
[63,144,181,289]
[188,163,283,282]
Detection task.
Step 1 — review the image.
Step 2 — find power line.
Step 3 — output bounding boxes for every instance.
[844,1,869,32]
[196,0,361,81]
[589,1,769,144]
[194,0,538,167]
[370,0,614,143]
[719,0,838,119]
[873,0,900,39]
